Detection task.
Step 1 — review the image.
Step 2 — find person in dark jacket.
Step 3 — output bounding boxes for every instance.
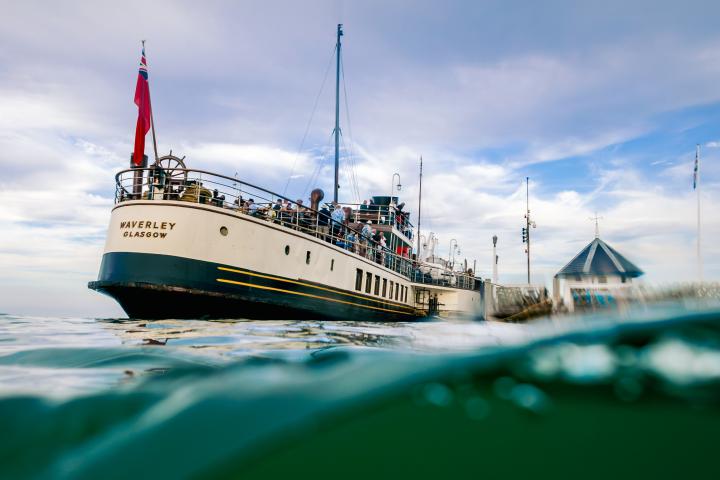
[318,205,331,240]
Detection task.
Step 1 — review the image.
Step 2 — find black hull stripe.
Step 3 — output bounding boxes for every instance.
[216,278,415,316]
[89,252,424,320]
[217,266,412,310]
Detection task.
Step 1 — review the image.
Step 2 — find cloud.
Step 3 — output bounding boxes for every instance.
[2,0,720,315]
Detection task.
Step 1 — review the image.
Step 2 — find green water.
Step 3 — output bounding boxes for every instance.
[1,308,720,479]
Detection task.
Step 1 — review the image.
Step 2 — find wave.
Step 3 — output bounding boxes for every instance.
[1,309,720,478]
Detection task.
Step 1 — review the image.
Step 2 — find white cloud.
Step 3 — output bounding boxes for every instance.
[2,1,720,316]
[181,142,313,179]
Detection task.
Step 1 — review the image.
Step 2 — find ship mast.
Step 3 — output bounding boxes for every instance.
[333,24,343,203]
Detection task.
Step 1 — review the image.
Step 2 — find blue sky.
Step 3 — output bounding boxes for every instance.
[1,0,720,316]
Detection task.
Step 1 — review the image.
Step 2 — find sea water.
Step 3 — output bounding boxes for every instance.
[1,307,720,479]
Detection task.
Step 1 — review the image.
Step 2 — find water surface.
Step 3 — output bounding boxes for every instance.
[0,316,531,398]
[2,308,720,479]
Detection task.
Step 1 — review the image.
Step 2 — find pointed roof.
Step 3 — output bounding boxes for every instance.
[556,237,643,278]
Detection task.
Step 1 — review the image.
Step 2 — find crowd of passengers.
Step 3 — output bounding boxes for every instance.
[225,196,411,236]
[129,175,414,267]
[227,193,476,287]
[226,196,405,268]
[124,174,477,286]
[149,180,412,267]
[227,192,477,287]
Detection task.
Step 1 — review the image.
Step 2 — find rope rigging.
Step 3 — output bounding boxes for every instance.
[283,44,337,196]
[302,131,335,199]
[340,134,361,203]
[340,55,362,202]
[287,28,363,206]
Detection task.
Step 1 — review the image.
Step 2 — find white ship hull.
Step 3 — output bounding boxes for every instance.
[89,200,484,320]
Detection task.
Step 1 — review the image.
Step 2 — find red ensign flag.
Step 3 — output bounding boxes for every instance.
[133,45,152,166]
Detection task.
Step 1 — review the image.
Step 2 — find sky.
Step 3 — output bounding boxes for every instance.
[1,0,720,317]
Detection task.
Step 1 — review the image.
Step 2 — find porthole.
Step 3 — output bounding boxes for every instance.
[306,251,311,264]
[284,245,290,255]
[219,226,228,236]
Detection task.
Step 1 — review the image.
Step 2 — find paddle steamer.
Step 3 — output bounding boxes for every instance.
[89,26,485,320]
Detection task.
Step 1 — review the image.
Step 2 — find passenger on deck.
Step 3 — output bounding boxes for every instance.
[150,169,166,200]
[335,232,349,250]
[371,229,382,263]
[247,199,259,216]
[343,206,352,223]
[330,203,344,238]
[379,234,387,265]
[318,204,331,239]
[360,221,372,257]
[361,221,372,240]
[271,199,282,223]
[279,199,292,225]
[295,199,307,229]
[346,231,357,253]
[212,189,225,208]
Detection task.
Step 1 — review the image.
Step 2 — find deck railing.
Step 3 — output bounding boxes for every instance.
[114,166,476,291]
[342,203,414,241]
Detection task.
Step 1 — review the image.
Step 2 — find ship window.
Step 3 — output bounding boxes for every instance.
[331,259,335,271]
[285,245,290,255]
[404,286,408,303]
[389,281,394,299]
[382,278,387,297]
[355,269,363,291]
[374,275,380,295]
[219,226,228,236]
[395,284,399,301]
[365,272,372,294]
[306,251,311,264]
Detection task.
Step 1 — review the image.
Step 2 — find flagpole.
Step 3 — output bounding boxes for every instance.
[697,144,702,282]
[150,108,159,163]
[143,40,159,163]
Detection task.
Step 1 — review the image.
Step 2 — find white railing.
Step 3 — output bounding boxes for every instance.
[342,202,414,241]
[115,166,477,291]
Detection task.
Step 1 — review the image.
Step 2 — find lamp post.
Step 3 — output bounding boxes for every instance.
[492,235,498,284]
[390,173,402,200]
[418,234,427,262]
[448,238,458,268]
[389,173,402,230]
[522,177,536,284]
